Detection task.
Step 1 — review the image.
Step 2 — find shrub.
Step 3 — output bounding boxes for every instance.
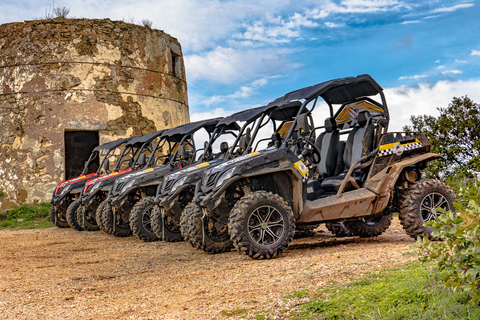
[415,180,480,304]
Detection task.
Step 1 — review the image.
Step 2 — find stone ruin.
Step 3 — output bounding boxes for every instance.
[0,18,190,209]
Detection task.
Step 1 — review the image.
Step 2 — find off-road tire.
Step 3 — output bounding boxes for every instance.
[151,204,184,242]
[96,200,108,232]
[179,202,196,240]
[294,224,320,238]
[399,179,455,240]
[66,200,83,231]
[49,206,70,228]
[102,203,132,237]
[185,205,232,254]
[229,191,295,259]
[325,221,352,237]
[76,204,100,231]
[130,197,159,242]
[344,213,393,238]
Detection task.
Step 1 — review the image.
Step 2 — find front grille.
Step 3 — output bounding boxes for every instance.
[206,172,219,189]
[115,181,127,193]
[164,179,175,192]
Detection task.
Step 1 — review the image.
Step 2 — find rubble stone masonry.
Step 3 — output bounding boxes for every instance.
[0,18,190,208]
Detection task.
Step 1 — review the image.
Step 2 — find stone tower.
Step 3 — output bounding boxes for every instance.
[0,18,190,208]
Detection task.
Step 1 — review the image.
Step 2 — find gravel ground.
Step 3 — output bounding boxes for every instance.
[0,219,416,319]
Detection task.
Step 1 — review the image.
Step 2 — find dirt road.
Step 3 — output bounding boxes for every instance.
[0,219,415,319]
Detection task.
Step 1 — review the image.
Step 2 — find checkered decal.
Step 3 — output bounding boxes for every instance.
[378,141,422,157]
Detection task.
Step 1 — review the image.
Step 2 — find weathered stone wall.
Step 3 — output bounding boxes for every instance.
[0,18,190,208]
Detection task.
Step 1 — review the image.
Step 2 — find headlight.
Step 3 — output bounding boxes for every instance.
[215,168,235,188]
[121,180,135,194]
[89,182,102,194]
[171,176,187,192]
[59,184,72,196]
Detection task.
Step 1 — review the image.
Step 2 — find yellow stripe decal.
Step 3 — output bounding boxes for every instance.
[248,152,260,157]
[145,168,154,173]
[379,139,420,151]
[199,162,210,168]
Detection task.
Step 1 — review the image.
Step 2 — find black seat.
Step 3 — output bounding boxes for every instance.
[320,111,374,191]
[306,117,340,200]
[316,117,340,177]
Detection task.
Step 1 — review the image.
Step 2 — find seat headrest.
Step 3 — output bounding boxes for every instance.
[324,117,337,132]
[358,111,371,127]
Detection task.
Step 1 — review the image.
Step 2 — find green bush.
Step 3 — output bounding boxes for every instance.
[415,180,480,304]
[0,203,52,229]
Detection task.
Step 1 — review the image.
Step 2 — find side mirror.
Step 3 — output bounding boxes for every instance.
[297,113,310,134]
[220,142,229,153]
[271,132,281,147]
[103,158,110,172]
[138,153,147,167]
[177,145,186,159]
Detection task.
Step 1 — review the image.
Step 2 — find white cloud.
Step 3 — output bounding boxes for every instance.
[185,46,299,84]
[308,0,404,19]
[431,3,474,13]
[455,59,468,63]
[398,74,428,80]
[437,65,445,69]
[201,77,273,106]
[385,79,480,131]
[442,70,463,75]
[325,21,345,28]
[435,60,440,63]
[471,50,480,56]
[235,12,318,44]
[401,20,420,24]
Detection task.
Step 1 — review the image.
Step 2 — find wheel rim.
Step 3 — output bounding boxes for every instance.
[247,205,284,246]
[420,192,449,222]
[142,206,153,232]
[203,215,229,240]
[363,215,383,226]
[164,211,180,233]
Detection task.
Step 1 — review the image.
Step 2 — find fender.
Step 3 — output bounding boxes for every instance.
[205,161,306,217]
[365,152,443,213]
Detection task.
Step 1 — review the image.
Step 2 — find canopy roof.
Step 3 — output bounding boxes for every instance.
[267,74,383,108]
[217,105,275,126]
[93,137,131,152]
[125,130,165,146]
[162,118,222,142]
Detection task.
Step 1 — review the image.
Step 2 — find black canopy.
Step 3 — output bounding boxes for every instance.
[217,105,276,126]
[93,137,131,152]
[267,74,383,107]
[162,118,222,142]
[125,130,165,146]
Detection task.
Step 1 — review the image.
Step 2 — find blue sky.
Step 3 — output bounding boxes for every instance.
[1,0,480,130]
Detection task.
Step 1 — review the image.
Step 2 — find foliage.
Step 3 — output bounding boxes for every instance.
[286,262,480,319]
[141,19,153,28]
[0,203,53,229]
[404,96,480,180]
[44,2,70,19]
[415,180,480,304]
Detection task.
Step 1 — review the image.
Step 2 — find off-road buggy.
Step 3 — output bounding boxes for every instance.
[77,130,165,232]
[195,74,455,259]
[182,101,319,253]
[106,118,221,239]
[49,137,131,228]
[153,105,279,243]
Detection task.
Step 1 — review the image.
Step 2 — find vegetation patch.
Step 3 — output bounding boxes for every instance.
[414,180,480,304]
[0,203,53,229]
[282,262,480,319]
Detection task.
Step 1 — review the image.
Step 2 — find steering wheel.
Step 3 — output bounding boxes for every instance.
[297,137,321,164]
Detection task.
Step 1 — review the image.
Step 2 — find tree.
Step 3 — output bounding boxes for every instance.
[404,96,480,183]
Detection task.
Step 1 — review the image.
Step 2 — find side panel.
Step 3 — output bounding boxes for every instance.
[299,188,377,223]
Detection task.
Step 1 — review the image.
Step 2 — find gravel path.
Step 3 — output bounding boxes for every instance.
[0,219,416,319]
